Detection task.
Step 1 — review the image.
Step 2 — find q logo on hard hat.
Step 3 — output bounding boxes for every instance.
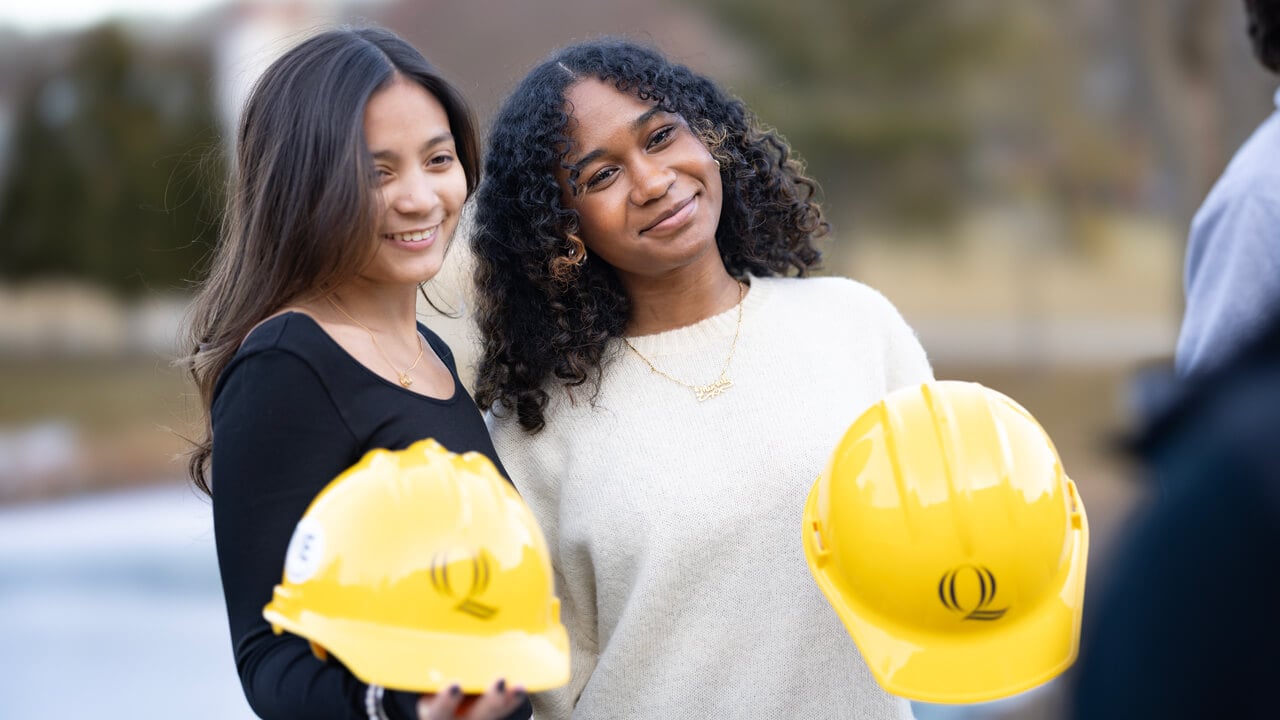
[938,564,1008,621]
[431,548,499,620]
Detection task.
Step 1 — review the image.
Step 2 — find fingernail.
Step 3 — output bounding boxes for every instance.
[497,678,507,693]
[449,684,462,698]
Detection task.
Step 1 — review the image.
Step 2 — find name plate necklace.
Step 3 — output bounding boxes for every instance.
[623,281,745,402]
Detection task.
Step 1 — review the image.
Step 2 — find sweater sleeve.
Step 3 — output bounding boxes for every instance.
[853,282,933,391]
[535,566,598,720]
[881,302,933,391]
[212,348,420,719]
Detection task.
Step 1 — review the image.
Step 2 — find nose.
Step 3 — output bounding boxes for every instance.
[629,156,675,205]
[390,167,441,217]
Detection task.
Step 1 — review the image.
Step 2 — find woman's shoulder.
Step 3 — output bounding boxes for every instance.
[230,311,335,365]
[756,274,898,311]
[484,388,572,438]
[216,312,332,392]
[481,380,589,467]
[482,402,560,493]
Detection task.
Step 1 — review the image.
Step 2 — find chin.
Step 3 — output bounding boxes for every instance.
[412,264,447,286]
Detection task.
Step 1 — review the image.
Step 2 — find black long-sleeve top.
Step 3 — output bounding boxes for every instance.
[211,312,529,720]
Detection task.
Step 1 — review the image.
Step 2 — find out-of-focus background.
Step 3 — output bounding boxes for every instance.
[0,0,1271,717]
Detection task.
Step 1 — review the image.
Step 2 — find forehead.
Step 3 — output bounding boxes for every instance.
[364,77,450,146]
[562,78,659,157]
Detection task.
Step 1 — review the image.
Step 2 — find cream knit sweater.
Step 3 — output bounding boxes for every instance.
[488,276,932,719]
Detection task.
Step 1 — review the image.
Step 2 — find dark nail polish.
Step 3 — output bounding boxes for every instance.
[497,679,507,693]
[449,684,462,698]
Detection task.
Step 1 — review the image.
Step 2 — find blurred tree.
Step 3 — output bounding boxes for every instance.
[692,0,1267,250]
[690,0,1016,228]
[1132,0,1233,229]
[0,23,223,297]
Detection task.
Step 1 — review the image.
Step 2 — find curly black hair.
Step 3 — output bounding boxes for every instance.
[472,37,828,433]
[1245,0,1280,73]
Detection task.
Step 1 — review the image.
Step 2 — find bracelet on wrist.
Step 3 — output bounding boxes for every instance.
[364,683,390,720]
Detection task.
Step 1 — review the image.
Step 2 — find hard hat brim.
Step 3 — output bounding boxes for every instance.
[263,603,570,694]
[803,479,1089,704]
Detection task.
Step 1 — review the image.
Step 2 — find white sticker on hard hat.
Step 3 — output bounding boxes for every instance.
[284,517,325,584]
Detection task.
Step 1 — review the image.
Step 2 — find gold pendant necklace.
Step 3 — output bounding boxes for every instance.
[327,296,424,387]
[622,281,745,402]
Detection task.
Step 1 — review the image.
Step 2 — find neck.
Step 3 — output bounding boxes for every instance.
[324,280,421,340]
[622,263,741,336]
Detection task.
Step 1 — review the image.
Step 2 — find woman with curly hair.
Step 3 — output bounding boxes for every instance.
[470,38,931,718]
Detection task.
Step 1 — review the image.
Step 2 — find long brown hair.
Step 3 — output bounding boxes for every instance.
[183,27,479,495]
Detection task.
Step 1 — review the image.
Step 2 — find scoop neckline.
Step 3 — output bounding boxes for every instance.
[271,311,461,405]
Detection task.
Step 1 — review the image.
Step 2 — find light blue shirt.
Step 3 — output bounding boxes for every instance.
[1175,86,1280,375]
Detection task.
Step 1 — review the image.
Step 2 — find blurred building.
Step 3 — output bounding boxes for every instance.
[214,0,350,138]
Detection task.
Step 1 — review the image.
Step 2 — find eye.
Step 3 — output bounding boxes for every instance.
[584,166,618,191]
[374,167,393,182]
[647,125,676,150]
[427,152,455,169]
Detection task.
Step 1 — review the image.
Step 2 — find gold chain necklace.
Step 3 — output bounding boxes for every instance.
[622,281,745,402]
[327,296,424,388]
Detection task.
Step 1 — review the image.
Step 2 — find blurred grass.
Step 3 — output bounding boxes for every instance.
[0,356,194,430]
[0,357,197,501]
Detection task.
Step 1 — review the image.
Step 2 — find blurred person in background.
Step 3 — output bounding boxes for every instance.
[184,27,527,720]
[470,38,931,719]
[1076,6,1280,714]
[1070,303,1280,718]
[1175,0,1280,375]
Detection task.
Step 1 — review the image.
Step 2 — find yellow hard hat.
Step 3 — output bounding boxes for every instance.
[803,381,1088,704]
[262,439,570,693]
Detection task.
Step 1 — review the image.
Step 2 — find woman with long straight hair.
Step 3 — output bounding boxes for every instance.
[185,28,527,720]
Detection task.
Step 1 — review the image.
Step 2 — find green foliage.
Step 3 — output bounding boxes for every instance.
[0,24,224,296]
[692,0,1016,227]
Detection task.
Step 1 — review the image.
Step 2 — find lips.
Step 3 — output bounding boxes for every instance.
[640,195,696,234]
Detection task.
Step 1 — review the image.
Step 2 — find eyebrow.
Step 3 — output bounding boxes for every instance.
[570,106,666,173]
[371,132,454,161]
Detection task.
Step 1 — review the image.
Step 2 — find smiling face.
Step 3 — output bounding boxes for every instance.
[357,75,467,288]
[558,78,724,284]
